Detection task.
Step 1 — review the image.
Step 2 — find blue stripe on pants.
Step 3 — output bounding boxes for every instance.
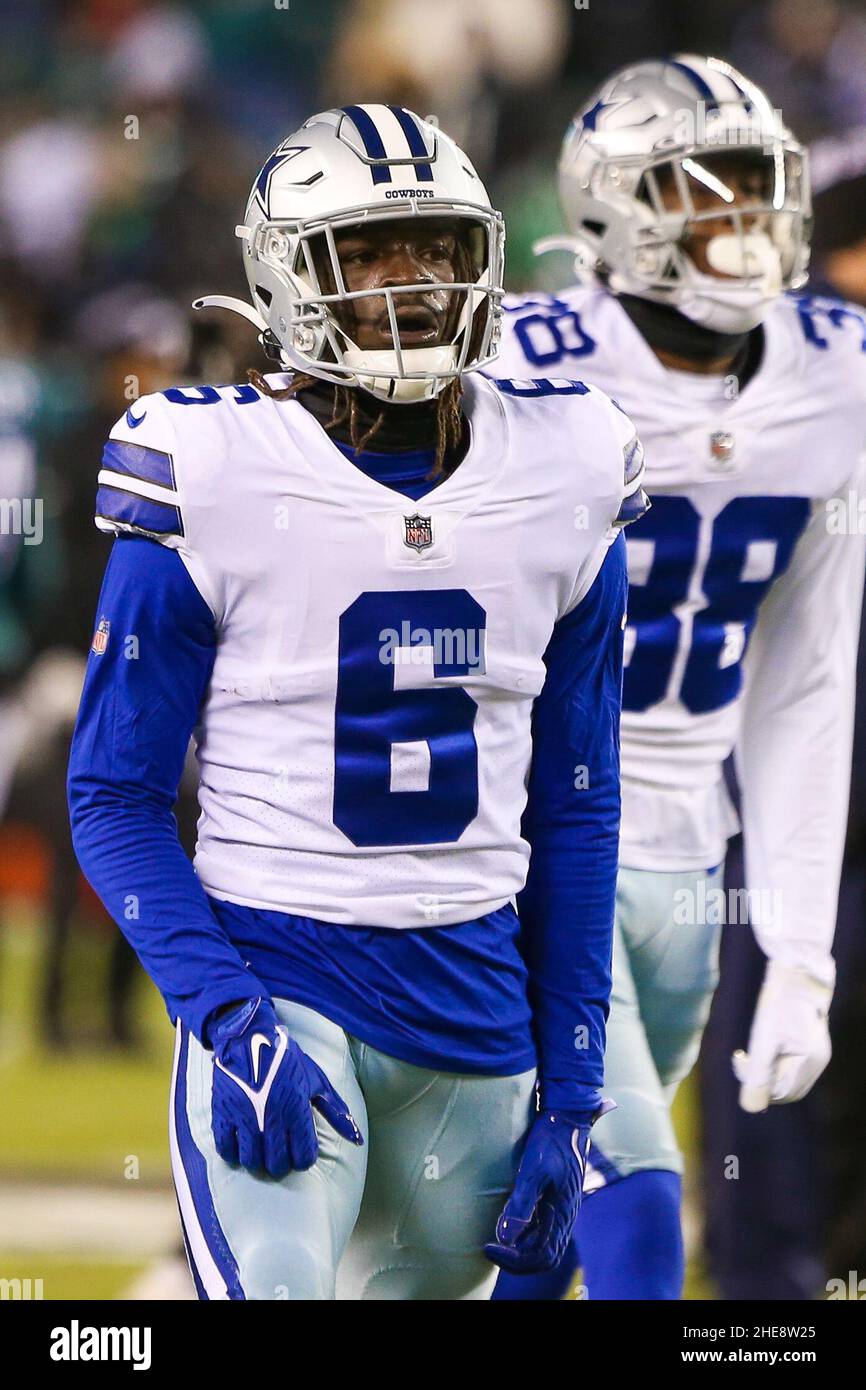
[170,1022,246,1300]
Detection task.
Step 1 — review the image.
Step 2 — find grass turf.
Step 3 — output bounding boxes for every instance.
[0,911,173,1183]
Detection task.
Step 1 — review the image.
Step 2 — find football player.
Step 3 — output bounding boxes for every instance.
[67,105,646,1299]
[492,56,866,1300]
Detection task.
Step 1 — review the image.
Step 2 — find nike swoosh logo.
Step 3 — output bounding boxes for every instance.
[126,405,147,428]
[250,1033,271,1085]
[571,1129,586,1175]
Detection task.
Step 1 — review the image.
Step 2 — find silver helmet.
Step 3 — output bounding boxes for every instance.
[195,104,505,402]
[548,55,811,333]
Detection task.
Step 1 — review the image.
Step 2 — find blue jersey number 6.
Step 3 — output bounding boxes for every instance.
[334,590,486,847]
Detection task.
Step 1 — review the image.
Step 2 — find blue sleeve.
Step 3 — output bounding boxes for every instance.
[67,536,268,1043]
[519,533,626,1119]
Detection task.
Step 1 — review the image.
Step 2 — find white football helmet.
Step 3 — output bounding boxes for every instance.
[195,104,505,402]
[543,55,811,333]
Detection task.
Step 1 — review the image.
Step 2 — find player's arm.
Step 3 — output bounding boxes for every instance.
[521,533,626,1118]
[67,535,264,1036]
[486,533,627,1274]
[69,510,361,1177]
[733,476,866,1111]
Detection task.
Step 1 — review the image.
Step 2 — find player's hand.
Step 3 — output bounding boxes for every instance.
[733,961,833,1113]
[484,1108,602,1275]
[209,998,363,1179]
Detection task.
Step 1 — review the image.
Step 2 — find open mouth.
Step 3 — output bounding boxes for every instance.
[382,303,443,346]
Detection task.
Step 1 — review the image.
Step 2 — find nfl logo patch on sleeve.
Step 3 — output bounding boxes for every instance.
[404,513,433,552]
[91,617,111,655]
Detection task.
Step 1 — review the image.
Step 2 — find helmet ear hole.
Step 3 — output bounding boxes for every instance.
[463,222,486,279]
[583,219,606,237]
[255,286,273,307]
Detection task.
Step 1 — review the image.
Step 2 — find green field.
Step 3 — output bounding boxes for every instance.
[0,910,176,1299]
[0,911,173,1181]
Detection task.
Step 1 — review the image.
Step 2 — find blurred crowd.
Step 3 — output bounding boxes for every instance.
[2,0,866,1299]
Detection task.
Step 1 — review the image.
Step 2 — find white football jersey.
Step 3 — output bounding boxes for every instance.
[97,372,638,929]
[497,285,866,976]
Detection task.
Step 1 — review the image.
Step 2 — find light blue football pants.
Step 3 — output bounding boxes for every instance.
[170,998,537,1300]
[586,864,723,1191]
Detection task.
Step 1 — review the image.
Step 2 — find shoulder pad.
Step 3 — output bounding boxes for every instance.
[591,389,650,529]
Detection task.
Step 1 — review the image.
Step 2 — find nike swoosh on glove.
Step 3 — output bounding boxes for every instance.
[733,960,833,1113]
[484,1103,613,1275]
[210,998,363,1179]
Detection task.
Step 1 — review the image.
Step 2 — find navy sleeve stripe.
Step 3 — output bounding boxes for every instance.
[623,435,644,485]
[615,486,651,526]
[96,484,184,537]
[102,437,176,490]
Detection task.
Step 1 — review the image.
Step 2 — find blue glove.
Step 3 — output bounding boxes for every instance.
[210,998,363,1180]
[484,1106,609,1274]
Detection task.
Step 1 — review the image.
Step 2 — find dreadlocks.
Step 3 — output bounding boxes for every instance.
[247,369,465,481]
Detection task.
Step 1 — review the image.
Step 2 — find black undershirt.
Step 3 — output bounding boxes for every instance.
[617,293,765,390]
[296,377,471,472]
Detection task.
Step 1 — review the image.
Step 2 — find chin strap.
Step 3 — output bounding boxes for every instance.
[193,295,285,364]
[192,295,269,333]
[533,234,599,280]
[192,296,459,397]
[533,234,582,258]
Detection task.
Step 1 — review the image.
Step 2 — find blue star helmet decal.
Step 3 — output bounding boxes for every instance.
[581,98,607,132]
[252,145,309,216]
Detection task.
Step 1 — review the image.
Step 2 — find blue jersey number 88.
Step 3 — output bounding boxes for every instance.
[623,494,810,714]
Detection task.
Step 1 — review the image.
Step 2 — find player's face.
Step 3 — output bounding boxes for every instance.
[332,219,461,350]
[654,151,773,279]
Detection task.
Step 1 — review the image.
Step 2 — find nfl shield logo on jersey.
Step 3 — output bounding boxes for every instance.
[404,513,433,552]
[709,430,735,469]
[91,617,110,655]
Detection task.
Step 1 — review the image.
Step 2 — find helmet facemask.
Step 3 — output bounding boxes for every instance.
[552,59,813,336]
[623,144,811,332]
[246,203,503,402]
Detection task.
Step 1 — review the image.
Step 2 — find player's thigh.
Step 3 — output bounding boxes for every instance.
[336,1046,536,1301]
[170,999,368,1300]
[586,912,682,1187]
[618,864,723,1091]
